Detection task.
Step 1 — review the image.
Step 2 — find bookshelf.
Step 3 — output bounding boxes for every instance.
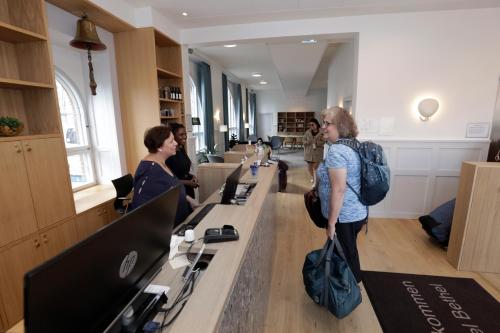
[277,111,315,134]
[0,0,62,139]
[115,27,184,172]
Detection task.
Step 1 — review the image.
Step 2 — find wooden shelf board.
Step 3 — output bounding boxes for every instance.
[157,67,182,79]
[0,21,47,43]
[0,134,61,143]
[154,29,179,47]
[160,116,180,119]
[159,98,182,103]
[46,0,134,33]
[0,78,53,89]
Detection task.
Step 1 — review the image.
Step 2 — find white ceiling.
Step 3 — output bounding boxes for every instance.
[125,0,500,99]
[193,34,352,98]
[125,0,500,29]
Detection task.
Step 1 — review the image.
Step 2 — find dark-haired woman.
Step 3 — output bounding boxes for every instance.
[166,123,198,199]
[303,118,324,186]
[129,125,197,226]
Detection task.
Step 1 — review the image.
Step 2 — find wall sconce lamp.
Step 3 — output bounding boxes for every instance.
[244,123,250,129]
[418,98,439,121]
[191,117,201,126]
[70,15,106,95]
[219,125,228,132]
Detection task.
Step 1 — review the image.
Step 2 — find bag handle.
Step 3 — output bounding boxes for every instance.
[314,239,331,268]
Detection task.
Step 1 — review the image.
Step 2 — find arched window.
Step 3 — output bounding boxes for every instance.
[55,72,96,191]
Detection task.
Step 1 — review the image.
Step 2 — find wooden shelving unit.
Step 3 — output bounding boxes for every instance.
[0,1,76,330]
[115,27,184,172]
[277,111,315,134]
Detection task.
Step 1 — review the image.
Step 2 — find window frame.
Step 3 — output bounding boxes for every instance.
[190,76,206,152]
[55,70,97,192]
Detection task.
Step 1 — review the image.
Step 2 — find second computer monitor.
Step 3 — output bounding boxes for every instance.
[220,164,243,204]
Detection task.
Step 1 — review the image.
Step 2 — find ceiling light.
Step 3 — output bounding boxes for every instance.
[259,81,268,85]
[301,39,317,44]
[182,12,188,16]
[224,44,237,48]
[252,73,262,77]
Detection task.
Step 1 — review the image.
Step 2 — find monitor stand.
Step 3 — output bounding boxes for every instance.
[120,291,167,333]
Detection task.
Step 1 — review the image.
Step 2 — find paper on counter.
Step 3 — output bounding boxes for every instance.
[169,235,184,260]
[169,255,191,270]
[145,284,170,295]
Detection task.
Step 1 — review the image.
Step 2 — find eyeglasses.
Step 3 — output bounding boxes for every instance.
[322,121,335,127]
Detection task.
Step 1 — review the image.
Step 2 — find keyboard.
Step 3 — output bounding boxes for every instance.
[175,203,217,236]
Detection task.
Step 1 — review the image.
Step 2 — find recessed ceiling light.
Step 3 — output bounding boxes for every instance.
[301,39,317,44]
[252,73,262,77]
[223,44,237,48]
[259,81,268,85]
[182,12,188,16]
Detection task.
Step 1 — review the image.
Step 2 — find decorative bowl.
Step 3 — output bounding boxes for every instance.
[0,124,24,137]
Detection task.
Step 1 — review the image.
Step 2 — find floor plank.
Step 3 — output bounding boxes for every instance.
[263,150,500,332]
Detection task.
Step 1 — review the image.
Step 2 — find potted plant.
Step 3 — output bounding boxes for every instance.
[229,133,238,149]
[0,116,24,137]
[196,146,217,164]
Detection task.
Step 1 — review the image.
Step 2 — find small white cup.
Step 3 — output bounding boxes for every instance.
[184,229,195,243]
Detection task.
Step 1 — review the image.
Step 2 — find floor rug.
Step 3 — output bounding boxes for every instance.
[362,270,500,333]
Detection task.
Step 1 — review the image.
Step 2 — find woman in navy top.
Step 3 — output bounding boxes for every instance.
[317,106,367,283]
[129,125,197,226]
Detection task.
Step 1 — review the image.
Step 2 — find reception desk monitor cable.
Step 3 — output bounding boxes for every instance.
[158,243,205,330]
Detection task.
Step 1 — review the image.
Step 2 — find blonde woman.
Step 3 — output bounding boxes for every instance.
[316,107,367,283]
[303,118,324,185]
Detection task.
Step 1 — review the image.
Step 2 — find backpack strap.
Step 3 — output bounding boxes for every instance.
[334,139,369,233]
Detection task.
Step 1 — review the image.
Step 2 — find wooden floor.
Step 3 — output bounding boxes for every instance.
[263,151,500,333]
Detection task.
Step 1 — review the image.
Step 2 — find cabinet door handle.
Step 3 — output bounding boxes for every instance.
[25,144,32,151]
[34,239,41,248]
[14,144,22,153]
[42,234,48,243]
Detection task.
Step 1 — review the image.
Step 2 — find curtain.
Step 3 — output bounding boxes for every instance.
[237,83,244,140]
[198,62,214,152]
[222,73,229,151]
[249,92,257,136]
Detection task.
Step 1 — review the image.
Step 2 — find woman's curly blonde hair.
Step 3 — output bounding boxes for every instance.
[321,106,358,138]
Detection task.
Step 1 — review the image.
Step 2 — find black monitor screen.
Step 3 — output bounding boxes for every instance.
[24,186,181,333]
[220,164,243,204]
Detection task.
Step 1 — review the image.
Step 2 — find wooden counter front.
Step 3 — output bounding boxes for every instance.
[447,162,500,273]
[154,160,278,332]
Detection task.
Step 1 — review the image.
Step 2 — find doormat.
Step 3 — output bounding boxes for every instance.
[362,270,500,333]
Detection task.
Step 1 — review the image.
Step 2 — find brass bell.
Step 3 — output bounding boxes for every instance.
[69,15,106,95]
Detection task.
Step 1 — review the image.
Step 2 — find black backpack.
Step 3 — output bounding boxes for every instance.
[336,138,390,206]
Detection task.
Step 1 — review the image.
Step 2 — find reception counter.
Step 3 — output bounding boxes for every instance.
[154,156,278,332]
[8,156,277,333]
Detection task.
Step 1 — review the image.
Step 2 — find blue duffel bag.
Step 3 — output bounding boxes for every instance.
[302,237,362,318]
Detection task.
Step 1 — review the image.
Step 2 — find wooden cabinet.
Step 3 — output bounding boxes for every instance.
[75,201,116,241]
[0,234,45,328]
[277,111,315,134]
[0,138,74,241]
[115,27,184,172]
[0,141,37,247]
[22,138,74,228]
[39,219,78,260]
[447,162,500,273]
[0,218,78,329]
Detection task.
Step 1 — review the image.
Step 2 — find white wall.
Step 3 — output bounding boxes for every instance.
[491,80,500,141]
[182,8,500,141]
[327,41,355,109]
[47,3,125,184]
[255,89,327,138]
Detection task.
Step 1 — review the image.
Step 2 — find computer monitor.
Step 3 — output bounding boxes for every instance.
[24,185,181,333]
[220,164,243,204]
